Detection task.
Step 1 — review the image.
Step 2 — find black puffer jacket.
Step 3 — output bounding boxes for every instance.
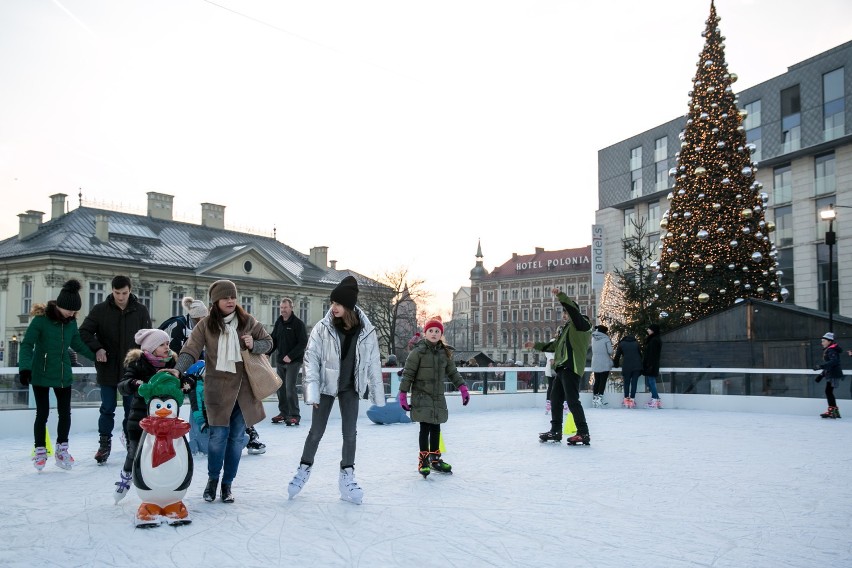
[79,294,151,386]
[118,349,187,436]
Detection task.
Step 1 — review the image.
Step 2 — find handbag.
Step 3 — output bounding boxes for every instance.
[241,349,282,400]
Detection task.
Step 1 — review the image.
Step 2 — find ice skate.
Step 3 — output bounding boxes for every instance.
[288,463,312,499]
[32,446,47,471]
[339,466,363,505]
[94,434,111,465]
[55,442,75,470]
[429,451,453,474]
[592,395,601,408]
[539,430,562,443]
[114,470,132,503]
[245,427,266,455]
[418,451,431,478]
[646,398,660,409]
[821,406,841,419]
[566,433,591,446]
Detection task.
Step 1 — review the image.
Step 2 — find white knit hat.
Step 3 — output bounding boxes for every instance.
[183,296,208,319]
[135,329,170,353]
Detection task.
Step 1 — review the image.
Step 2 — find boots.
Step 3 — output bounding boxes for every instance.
[55,442,75,470]
[418,451,431,477]
[32,446,48,471]
[288,463,312,499]
[339,466,363,505]
[429,451,452,474]
[94,434,111,465]
[220,482,234,503]
[203,479,218,502]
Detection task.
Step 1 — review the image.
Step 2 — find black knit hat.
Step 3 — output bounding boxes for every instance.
[56,279,82,311]
[330,276,359,310]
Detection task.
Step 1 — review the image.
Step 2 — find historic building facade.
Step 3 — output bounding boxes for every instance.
[469,242,595,365]
[0,192,384,365]
[596,40,852,321]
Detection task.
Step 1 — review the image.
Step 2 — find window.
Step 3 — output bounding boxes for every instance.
[744,100,762,161]
[777,248,794,304]
[533,288,541,299]
[137,288,152,312]
[271,303,279,324]
[522,288,530,300]
[579,283,589,296]
[511,289,519,300]
[522,330,529,344]
[501,290,508,301]
[774,205,793,248]
[648,233,660,262]
[473,332,479,346]
[533,308,540,321]
[21,280,32,315]
[533,330,541,343]
[545,308,552,321]
[815,153,836,196]
[299,298,309,322]
[648,202,660,233]
[816,196,836,241]
[823,68,845,141]
[241,296,253,315]
[487,331,493,347]
[486,291,494,302]
[322,300,330,315]
[511,310,518,322]
[654,137,668,191]
[522,309,529,322]
[773,165,792,205]
[501,310,507,322]
[89,282,106,306]
[501,331,508,346]
[171,292,183,317]
[624,207,637,238]
[781,86,801,153]
[630,146,642,197]
[486,310,493,323]
[817,244,838,314]
[566,284,576,296]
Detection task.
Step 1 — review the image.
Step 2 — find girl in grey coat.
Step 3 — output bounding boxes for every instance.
[590,326,614,407]
[287,276,385,505]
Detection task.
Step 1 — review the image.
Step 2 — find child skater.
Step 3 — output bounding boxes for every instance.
[815,332,844,419]
[398,316,470,477]
[19,280,95,471]
[287,276,385,504]
[114,329,192,502]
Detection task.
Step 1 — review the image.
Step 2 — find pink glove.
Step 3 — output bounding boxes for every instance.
[398,390,410,411]
[459,385,470,406]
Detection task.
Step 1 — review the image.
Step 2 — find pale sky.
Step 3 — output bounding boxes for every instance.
[1,0,851,316]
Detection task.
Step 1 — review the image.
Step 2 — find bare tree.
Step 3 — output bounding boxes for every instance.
[358,267,432,359]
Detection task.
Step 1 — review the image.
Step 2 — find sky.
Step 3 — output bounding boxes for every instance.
[2,402,851,567]
[1,0,851,316]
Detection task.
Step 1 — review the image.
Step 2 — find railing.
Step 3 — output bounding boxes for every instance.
[1,365,849,410]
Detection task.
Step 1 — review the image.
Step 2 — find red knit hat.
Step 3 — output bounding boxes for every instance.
[423,316,444,334]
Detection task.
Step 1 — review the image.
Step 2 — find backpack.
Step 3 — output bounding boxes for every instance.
[159,314,190,350]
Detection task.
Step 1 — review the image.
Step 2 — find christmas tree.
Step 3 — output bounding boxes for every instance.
[652,0,782,328]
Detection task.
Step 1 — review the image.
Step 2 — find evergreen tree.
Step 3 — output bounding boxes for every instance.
[652,0,782,328]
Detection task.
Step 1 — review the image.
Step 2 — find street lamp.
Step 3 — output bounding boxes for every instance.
[820,206,837,332]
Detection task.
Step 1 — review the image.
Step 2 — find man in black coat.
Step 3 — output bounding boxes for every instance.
[270,298,308,426]
[79,275,152,464]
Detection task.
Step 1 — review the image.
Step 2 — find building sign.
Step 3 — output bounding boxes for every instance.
[515,256,590,272]
[592,224,605,290]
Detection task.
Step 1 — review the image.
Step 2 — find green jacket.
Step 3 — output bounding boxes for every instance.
[400,339,466,424]
[19,303,96,388]
[532,293,592,376]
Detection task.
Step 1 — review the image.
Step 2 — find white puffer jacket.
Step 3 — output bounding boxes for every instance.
[303,306,386,407]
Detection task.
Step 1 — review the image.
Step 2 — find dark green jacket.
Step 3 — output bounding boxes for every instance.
[19,303,96,388]
[400,340,466,424]
[532,292,592,376]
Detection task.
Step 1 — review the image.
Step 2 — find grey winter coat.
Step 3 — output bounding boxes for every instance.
[590,330,614,373]
[176,314,272,428]
[613,335,642,375]
[302,307,385,407]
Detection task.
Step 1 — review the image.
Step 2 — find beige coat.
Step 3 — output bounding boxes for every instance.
[180,315,271,427]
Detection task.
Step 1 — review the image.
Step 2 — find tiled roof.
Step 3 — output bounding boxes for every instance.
[0,207,369,287]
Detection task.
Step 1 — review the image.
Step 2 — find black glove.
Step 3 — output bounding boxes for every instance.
[18,369,32,387]
[815,374,823,383]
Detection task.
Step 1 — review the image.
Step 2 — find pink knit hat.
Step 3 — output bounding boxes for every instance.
[135,329,170,353]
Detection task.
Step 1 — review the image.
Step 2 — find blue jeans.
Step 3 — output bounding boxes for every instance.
[207,403,247,485]
[98,385,131,438]
[645,375,660,399]
[623,370,641,398]
[188,418,209,454]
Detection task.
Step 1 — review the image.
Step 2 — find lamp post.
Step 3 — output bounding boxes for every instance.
[820,206,837,333]
[9,334,18,367]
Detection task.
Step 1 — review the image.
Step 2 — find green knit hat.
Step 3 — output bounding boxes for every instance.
[138,371,185,406]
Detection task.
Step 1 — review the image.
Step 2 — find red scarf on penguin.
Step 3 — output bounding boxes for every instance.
[138,372,191,467]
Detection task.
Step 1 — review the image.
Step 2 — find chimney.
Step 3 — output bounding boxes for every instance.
[95,213,109,242]
[50,193,68,220]
[17,210,44,240]
[329,260,337,270]
[309,246,329,268]
[147,192,174,221]
[201,203,225,230]
[535,247,544,254]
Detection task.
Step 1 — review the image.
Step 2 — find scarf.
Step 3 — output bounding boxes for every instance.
[139,416,191,467]
[216,312,242,373]
[143,351,173,369]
